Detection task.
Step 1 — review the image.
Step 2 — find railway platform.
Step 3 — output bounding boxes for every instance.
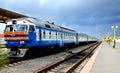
[81,42,120,73]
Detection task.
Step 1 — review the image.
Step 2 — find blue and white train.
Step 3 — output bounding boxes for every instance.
[4,17,97,58]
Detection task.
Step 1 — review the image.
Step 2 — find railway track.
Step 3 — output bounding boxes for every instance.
[34,42,101,73]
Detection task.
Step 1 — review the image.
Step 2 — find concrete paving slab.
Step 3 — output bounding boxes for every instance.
[90,42,120,73]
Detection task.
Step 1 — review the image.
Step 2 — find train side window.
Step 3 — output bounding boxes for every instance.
[64,33,66,39]
[29,25,35,32]
[58,32,60,39]
[56,32,57,36]
[43,30,45,39]
[49,31,51,39]
[56,32,57,39]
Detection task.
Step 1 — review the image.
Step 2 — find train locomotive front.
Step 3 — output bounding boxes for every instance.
[4,19,36,58]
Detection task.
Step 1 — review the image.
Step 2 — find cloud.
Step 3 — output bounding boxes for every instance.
[39,0,47,6]
[0,0,120,38]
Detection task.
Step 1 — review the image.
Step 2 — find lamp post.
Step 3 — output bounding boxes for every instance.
[111,26,118,48]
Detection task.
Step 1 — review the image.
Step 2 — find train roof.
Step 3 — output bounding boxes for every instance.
[79,33,98,39]
[6,17,77,33]
[6,17,61,30]
[7,17,48,24]
[25,18,76,32]
[59,26,76,32]
[26,17,61,30]
[79,33,89,36]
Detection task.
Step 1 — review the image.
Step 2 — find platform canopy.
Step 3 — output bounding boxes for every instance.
[0,8,28,23]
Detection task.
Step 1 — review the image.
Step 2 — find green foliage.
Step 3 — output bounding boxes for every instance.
[0,44,6,48]
[0,48,9,69]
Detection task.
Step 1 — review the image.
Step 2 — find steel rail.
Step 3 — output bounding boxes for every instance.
[34,42,101,73]
[64,42,101,73]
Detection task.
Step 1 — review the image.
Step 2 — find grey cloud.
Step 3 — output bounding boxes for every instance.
[0,0,120,38]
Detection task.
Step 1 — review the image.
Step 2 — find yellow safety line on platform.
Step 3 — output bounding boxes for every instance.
[80,42,102,73]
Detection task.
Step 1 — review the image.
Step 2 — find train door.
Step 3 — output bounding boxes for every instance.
[36,27,40,41]
[29,25,36,44]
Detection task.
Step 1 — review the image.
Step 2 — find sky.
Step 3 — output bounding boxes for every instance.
[0,23,6,33]
[0,0,120,38]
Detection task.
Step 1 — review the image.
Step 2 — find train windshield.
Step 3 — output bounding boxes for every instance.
[15,25,28,32]
[5,25,28,32]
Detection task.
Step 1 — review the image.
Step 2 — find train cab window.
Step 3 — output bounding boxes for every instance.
[5,25,13,32]
[5,25,28,32]
[29,25,35,32]
[10,27,13,31]
[15,25,28,31]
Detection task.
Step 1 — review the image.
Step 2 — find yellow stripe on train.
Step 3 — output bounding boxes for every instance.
[5,37,29,40]
[7,48,29,50]
[4,32,28,35]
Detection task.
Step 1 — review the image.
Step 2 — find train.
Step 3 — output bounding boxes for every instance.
[4,17,98,58]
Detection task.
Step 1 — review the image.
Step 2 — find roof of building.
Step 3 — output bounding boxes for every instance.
[0,8,28,23]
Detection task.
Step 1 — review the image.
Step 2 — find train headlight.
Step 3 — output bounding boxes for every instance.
[20,41,25,44]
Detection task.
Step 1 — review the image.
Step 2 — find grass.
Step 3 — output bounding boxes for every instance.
[0,46,9,70]
[0,44,6,48]
[0,54,9,69]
